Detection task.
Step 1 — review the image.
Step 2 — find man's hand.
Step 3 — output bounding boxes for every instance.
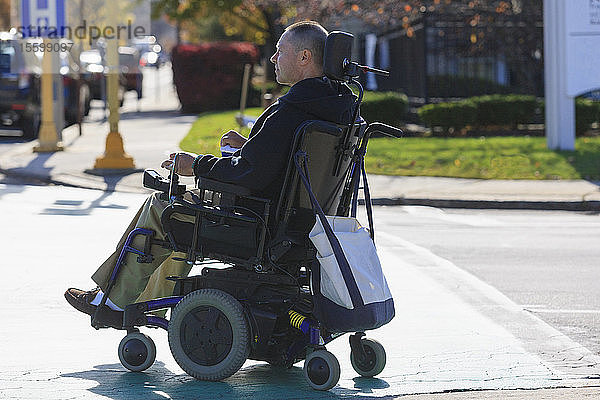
[160,152,198,176]
[220,130,247,149]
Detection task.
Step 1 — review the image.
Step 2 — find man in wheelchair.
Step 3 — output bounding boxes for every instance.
[65,21,356,316]
[64,20,396,391]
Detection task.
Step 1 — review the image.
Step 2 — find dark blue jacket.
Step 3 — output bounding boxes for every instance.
[193,77,356,199]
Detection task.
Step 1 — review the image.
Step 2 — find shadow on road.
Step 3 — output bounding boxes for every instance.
[61,362,391,399]
[0,178,27,199]
[39,177,130,216]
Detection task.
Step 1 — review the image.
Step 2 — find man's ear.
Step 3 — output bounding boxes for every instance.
[298,49,312,66]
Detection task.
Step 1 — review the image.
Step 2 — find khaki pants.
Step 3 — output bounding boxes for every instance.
[91,192,192,309]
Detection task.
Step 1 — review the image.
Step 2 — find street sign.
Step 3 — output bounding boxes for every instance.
[20,0,67,151]
[21,0,66,38]
[544,0,600,150]
[565,0,600,97]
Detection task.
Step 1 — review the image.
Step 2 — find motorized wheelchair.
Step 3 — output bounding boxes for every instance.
[90,31,403,391]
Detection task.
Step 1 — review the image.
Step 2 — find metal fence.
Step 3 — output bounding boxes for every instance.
[370,9,544,104]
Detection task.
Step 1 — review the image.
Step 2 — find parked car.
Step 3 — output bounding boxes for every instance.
[0,33,90,139]
[0,32,41,138]
[133,35,168,68]
[79,48,125,106]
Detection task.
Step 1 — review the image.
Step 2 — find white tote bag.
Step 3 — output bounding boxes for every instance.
[309,215,392,310]
[294,150,394,331]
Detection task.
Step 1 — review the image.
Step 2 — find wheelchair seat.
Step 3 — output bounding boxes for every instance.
[158,118,365,270]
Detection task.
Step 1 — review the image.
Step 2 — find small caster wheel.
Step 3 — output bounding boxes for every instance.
[303,349,340,391]
[350,338,386,377]
[118,332,156,372]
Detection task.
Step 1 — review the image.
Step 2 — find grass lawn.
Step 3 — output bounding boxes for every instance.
[180,108,600,180]
[180,108,263,156]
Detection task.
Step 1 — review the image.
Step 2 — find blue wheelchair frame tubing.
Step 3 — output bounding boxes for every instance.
[146,316,170,330]
[107,226,327,346]
[105,227,183,331]
[143,297,184,330]
[109,227,155,283]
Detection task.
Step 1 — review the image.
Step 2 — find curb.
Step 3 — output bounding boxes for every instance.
[364,197,600,211]
[3,164,597,211]
[2,152,598,210]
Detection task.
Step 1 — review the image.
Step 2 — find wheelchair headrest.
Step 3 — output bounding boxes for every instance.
[323,31,354,81]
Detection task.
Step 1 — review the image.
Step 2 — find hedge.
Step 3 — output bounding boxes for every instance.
[471,95,538,127]
[418,101,477,133]
[359,91,408,126]
[171,42,259,113]
[418,95,600,136]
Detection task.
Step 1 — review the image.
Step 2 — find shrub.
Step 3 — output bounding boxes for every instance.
[420,95,600,136]
[171,42,259,113]
[418,94,537,134]
[418,101,477,134]
[575,98,600,135]
[470,94,538,127]
[360,91,408,126]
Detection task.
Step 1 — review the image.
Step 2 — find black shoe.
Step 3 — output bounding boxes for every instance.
[64,287,100,316]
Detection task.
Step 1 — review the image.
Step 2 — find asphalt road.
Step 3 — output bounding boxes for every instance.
[1,182,599,399]
[371,205,600,355]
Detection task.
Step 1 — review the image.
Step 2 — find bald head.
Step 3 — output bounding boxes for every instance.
[284,21,328,69]
[271,21,328,86]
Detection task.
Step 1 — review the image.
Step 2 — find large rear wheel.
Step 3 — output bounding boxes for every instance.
[168,289,249,381]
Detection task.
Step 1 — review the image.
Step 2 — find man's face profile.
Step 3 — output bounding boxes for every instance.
[271,31,298,85]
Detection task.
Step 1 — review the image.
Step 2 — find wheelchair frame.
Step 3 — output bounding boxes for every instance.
[90,30,403,390]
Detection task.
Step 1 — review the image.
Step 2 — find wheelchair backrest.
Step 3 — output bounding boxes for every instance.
[274,120,366,233]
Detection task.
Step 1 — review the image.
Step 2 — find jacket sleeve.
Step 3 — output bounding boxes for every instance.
[193,105,296,191]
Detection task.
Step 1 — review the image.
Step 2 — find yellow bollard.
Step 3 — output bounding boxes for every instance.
[93,1,134,169]
[34,39,63,153]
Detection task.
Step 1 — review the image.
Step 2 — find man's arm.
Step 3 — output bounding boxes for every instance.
[193,106,296,191]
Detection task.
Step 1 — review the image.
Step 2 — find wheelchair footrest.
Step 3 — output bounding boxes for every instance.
[91,305,125,330]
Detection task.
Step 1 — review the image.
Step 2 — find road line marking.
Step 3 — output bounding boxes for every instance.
[400,205,506,227]
[525,309,600,314]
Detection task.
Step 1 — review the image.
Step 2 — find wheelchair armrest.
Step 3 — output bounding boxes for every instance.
[143,169,186,195]
[197,177,251,196]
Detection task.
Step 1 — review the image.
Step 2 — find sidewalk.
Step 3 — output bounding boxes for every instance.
[0,69,599,211]
[0,70,196,194]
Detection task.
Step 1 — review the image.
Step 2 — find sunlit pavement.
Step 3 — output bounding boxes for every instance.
[1,184,599,399]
